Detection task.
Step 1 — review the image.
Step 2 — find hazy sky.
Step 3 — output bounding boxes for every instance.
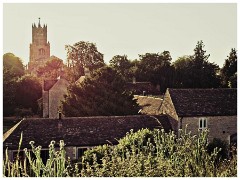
[3,3,237,67]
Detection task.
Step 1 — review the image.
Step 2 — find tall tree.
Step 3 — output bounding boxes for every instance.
[3,53,25,116]
[65,41,105,82]
[190,41,221,88]
[37,56,65,80]
[173,55,192,88]
[3,53,25,77]
[174,41,221,88]
[3,68,18,116]
[62,66,139,117]
[109,55,132,81]
[136,51,174,93]
[220,48,237,88]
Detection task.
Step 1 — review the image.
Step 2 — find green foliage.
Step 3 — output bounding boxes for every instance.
[3,139,70,177]
[3,53,25,77]
[80,128,236,177]
[173,41,221,88]
[37,56,65,80]
[3,68,18,116]
[3,53,25,116]
[14,108,33,118]
[65,41,105,82]
[15,75,42,114]
[3,129,237,177]
[173,55,192,88]
[135,51,174,93]
[220,48,237,88]
[3,55,41,116]
[207,138,229,160]
[62,66,139,116]
[109,55,133,81]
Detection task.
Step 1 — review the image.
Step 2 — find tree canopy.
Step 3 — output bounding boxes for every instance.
[109,55,133,81]
[220,48,237,88]
[3,53,25,77]
[3,53,42,116]
[135,51,174,93]
[15,75,42,114]
[37,56,65,80]
[65,41,105,82]
[173,41,221,88]
[62,66,139,117]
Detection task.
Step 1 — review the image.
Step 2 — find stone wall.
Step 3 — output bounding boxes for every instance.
[42,91,49,118]
[49,79,69,118]
[181,116,237,143]
[65,146,77,160]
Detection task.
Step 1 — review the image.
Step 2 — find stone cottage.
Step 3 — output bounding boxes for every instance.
[42,77,69,118]
[3,115,172,162]
[159,88,237,144]
[42,67,90,119]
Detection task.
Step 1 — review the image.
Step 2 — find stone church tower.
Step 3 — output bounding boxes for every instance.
[28,18,50,74]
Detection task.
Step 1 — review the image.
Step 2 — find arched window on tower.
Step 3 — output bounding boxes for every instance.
[39,48,45,56]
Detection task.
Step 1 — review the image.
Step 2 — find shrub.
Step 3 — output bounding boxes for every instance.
[3,129,237,177]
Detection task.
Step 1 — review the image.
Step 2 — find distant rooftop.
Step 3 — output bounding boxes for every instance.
[135,95,163,115]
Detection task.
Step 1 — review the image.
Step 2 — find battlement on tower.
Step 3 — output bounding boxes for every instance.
[28,18,50,75]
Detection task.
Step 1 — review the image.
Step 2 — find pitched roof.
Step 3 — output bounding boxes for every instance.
[135,95,163,115]
[43,80,58,91]
[3,115,171,150]
[167,88,237,116]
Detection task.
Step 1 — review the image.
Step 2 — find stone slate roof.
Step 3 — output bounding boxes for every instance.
[43,80,58,91]
[135,95,163,115]
[168,88,237,116]
[3,115,171,150]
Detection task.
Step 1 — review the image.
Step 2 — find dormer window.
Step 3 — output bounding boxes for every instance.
[199,117,207,130]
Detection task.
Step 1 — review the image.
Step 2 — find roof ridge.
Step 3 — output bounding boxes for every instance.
[3,119,23,142]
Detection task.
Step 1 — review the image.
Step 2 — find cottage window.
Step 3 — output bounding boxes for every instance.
[199,117,207,130]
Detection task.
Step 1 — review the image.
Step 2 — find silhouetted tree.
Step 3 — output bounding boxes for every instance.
[220,48,237,88]
[109,55,133,81]
[3,53,25,116]
[3,53,25,77]
[15,75,42,114]
[62,66,139,117]
[65,41,105,82]
[173,41,221,88]
[135,51,174,93]
[37,56,65,80]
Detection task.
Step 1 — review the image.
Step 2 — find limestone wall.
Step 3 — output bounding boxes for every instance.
[181,116,237,143]
[49,79,69,118]
[159,89,179,131]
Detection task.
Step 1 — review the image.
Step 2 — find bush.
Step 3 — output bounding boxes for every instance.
[207,138,229,160]
[3,129,237,177]
[14,108,33,118]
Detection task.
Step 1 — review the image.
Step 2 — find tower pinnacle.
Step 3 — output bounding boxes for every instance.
[38,17,41,27]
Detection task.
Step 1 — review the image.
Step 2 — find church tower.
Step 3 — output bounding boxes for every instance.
[28,18,50,73]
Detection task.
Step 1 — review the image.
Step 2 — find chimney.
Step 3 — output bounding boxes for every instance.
[58,110,62,120]
[58,120,62,132]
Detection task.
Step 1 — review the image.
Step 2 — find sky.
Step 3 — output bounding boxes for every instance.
[3,3,237,67]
